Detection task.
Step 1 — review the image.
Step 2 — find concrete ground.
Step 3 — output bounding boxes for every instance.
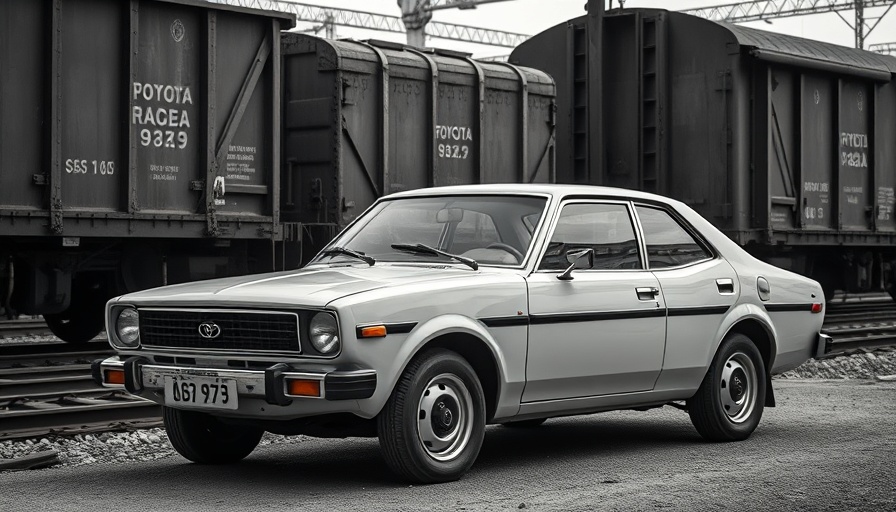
[1,379,894,512]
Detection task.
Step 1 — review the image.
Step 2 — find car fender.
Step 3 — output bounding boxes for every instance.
[364,313,516,420]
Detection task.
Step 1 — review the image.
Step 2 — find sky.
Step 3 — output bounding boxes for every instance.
[284,0,896,59]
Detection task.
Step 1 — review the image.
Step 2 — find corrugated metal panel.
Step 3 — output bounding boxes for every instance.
[0,0,293,238]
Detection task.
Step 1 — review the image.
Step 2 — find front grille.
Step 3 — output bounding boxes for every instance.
[139,309,300,354]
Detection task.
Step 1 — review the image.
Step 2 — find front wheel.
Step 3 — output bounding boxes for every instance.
[163,407,263,464]
[687,333,766,442]
[377,349,486,483]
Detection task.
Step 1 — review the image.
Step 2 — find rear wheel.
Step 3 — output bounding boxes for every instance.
[44,305,104,344]
[163,407,263,464]
[377,349,486,483]
[45,276,108,344]
[687,333,766,442]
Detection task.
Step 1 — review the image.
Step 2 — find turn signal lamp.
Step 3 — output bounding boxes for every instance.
[287,379,321,397]
[359,325,387,338]
[104,369,126,385]
[811,303,823,314]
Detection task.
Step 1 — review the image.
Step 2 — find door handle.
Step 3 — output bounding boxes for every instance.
[716,278,735,295]
[636,287,660,301]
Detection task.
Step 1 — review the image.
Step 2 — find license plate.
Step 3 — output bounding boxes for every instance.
[164,375,238,410]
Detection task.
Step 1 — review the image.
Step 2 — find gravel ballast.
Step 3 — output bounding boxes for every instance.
[2,348,895,470]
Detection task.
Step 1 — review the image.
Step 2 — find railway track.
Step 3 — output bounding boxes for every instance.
[0,318,53,339]
[0,339,161,441]
[1,298,895,442]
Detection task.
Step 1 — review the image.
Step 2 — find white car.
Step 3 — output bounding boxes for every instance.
[94,184,830,483]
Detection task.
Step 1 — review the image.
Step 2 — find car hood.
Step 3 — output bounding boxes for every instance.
[117,264,484,308]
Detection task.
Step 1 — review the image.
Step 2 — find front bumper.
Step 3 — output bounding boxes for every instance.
[92,356,376,408]
[814,333,833,358]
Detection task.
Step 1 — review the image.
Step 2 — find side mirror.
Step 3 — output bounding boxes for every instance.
[558,248,594,280]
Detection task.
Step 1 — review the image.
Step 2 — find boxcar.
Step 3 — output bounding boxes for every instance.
[280,34,555,264]
[0,0,293,341]
[510,4,896,300]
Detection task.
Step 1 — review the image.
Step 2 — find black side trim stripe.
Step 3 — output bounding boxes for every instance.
[764,303,814,312]
[667,305,730,317]
[384,322,417,334]
[480,316,530,328]
[482,306,734,327]
[530,309,665,325]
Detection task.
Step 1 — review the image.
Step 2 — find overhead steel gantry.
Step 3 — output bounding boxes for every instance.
[214,0,528,48]
[869,41,896,53]
[683,0,896,49]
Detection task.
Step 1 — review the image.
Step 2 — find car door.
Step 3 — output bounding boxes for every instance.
[523,201,667,402]
[633,204,740,382]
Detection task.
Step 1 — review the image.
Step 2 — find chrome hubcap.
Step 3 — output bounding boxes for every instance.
[416,373,474,462]
[719,352,758,424]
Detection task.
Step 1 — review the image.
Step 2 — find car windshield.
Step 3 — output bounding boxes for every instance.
[314,195,548,267]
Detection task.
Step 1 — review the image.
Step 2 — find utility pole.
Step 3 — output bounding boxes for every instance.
[397,0,432,47]
[856,0,865,48]
[397,0,517,48]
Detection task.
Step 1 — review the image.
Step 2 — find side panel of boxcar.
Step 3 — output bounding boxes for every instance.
[281,35,556,265]
[0,0,292,340]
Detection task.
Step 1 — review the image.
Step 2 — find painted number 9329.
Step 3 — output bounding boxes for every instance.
[141,129,188,149]
[438,143,469,159]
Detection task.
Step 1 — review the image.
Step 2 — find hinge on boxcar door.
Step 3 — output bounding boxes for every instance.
[309,178,323,210]
[32,174,47,186]
[715,71,732,91]
[341,79,355,106]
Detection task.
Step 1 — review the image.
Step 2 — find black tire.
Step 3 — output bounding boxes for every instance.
[501,418,547,428]
[687,333,766,442]
[377,349,486,484]
[163,407,263,464]
[44,308,104,344]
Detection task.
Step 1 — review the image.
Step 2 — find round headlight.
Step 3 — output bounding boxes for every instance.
[115,308,140,347]
[309,313,340,355]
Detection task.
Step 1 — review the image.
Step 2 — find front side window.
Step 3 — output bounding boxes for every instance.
[315,195,547,266]
[539,203,642,271]
[635,205,712,268]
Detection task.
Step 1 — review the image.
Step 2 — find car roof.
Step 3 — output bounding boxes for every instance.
[385,183,681,206]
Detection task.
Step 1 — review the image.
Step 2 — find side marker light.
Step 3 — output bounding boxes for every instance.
[105,369,126,385]
[811,303,823,314]
[287,379,321,397]
[359,325,387,338]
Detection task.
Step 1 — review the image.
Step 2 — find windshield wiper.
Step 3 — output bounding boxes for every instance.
[391,243,478,270]
[321,247,375,266]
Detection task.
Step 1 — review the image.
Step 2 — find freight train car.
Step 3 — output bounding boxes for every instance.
[280,35,555,264]
[0,0,293,341]
[0,0,555,342]
[510,2,896,301]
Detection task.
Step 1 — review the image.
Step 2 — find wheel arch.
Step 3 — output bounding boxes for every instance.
[416,332,501,421]
[721,314,778,407]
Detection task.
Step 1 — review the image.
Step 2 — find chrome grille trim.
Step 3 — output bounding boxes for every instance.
[138,308,301,355]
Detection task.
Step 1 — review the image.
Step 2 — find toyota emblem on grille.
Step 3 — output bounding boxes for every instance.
[198,322,222,339]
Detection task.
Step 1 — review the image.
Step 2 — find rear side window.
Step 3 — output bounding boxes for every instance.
[539,203,642,271]
[635,205,712,268]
